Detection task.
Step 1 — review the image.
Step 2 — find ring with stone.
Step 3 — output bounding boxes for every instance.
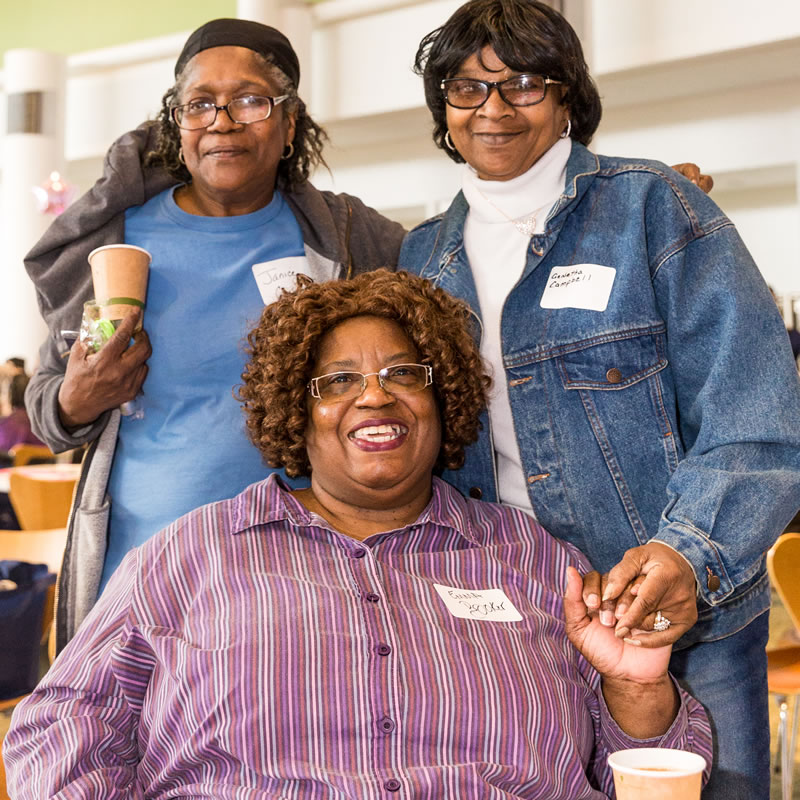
[653,610,672,632]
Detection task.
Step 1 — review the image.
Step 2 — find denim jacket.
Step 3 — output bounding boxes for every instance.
[399,142,800,646]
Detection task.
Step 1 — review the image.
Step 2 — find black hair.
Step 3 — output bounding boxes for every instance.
[414,0,602,162]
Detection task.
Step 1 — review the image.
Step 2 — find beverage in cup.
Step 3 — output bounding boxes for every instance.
[88,244,151,327]
[608,748,706,800]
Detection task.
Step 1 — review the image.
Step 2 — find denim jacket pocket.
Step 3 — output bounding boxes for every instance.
[552,329,683,543]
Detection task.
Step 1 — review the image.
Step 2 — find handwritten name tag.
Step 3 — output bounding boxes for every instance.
[434,582,522,622]
[252,256,311,305]
[540,264,616,311]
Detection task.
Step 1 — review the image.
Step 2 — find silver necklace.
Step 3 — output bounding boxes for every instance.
[473,186,551,237]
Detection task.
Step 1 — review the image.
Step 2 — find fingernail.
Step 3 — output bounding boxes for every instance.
[615,603,628,618]
[601,585,616,601]
[586,593,599,608]
[623,638,642,647]
[616,626,630,639]
[600,610,615,626]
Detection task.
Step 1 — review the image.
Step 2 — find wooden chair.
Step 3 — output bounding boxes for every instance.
[8,469,77,530]
[8,444,56,467]
[767,532,800,800]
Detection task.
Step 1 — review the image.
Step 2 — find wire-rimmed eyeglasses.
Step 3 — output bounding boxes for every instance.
[170,94,290,130]
[308,363,433,402]
[440,74,562,109]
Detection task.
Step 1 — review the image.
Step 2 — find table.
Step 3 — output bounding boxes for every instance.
[0,463,81,496]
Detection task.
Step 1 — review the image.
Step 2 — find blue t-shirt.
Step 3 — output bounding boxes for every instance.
[101,187,308,590]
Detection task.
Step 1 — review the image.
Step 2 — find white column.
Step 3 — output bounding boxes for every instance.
[0,50,66,372]
[236,0,313,104]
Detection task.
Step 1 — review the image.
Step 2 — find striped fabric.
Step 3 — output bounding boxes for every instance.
[4,475,711,799]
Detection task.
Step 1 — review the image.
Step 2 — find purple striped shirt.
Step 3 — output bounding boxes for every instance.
[4,475,711,798]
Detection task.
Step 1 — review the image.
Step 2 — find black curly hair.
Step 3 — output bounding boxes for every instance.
[144,51,327,189]
[238,269,491,478]
[414,0,602,162]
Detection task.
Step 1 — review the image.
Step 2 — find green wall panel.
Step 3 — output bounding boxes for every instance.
[0,1,238,61]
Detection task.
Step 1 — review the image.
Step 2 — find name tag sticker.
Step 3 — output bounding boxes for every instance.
[540,264,616,311]
[252,256,311,305]
[434,582,523,622]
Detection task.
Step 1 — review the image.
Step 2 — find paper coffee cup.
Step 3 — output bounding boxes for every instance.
[608,748,706,800]
[88,244,151,325]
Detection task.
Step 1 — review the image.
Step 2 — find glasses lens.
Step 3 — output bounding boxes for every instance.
[229,95,273,123]
[174,101,215,129]
[315,372,364,400]
[380,364,430,393]
[499,75,547,106]
[443,79,489,109]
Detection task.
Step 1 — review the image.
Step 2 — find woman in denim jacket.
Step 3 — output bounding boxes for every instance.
[399,1,800,797]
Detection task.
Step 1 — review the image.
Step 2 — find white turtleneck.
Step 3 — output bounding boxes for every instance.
[462,136,571,517]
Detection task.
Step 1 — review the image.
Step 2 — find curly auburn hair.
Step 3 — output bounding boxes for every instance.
[144,51,328,190]
[414,0,602,161]
[238,269,491,478]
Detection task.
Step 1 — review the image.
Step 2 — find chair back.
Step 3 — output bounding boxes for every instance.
[9,444,56,467]
[768,532,800,633]
[8,470,77,530]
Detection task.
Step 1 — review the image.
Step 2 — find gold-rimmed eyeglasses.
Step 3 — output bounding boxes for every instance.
[170,94,290,130]
[308,363,433,403]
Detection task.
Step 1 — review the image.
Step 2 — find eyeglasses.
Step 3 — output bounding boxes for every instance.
[308,363,433,402]
[440,74,562,109]
[170,94,290,130]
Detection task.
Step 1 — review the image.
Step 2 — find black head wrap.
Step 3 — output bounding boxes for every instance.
[175,18,300,87]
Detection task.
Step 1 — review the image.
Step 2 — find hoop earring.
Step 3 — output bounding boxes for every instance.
[178,147,186,164]
[281,142,295,160]
[560,119,572,139]
[445,131,456,151]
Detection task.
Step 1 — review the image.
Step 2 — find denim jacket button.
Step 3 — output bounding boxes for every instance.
[468,487,482,499]
[606,367,623,384]
[707,571,721,592]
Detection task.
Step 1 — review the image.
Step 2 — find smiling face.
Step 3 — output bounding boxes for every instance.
[176,46,296,215]
[304,315,441,514]
[446,46,568,182]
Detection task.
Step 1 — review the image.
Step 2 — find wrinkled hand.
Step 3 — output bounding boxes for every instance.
[671,162,714,193]
[58,310,151,429]
[564,567,672,682]
[582,542,698,647]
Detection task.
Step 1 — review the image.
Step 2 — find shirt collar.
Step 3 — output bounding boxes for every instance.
[228,473,480,547]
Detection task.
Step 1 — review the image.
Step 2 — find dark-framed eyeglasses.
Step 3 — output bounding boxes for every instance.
[170,94,290,130]
[308,363,433,403]
[440,74,563,109]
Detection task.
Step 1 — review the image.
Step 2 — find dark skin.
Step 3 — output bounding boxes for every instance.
[58,310,151,429]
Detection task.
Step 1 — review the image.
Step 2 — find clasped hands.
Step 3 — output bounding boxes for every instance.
[58,310,152,429]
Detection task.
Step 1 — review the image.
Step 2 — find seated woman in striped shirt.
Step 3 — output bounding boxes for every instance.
[4,270,711,799]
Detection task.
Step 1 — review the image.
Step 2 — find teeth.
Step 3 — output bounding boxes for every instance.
[350,424,407,442]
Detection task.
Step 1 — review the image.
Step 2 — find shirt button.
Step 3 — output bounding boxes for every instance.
[606,367,623,384]
[379,716,395,733]
[352,548,367,559]
[365,592,380,603]
[384,779,401,792]
[468,486,482,499]
[376,643,392,656]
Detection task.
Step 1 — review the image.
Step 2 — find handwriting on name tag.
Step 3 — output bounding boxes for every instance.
[433,583,523,622]
[540,263,616,311]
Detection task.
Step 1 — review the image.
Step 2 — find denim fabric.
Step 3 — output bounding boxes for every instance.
[399,142,800,646]
[669,611,771,799]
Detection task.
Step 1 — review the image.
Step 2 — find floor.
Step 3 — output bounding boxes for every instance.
[1,597,799,799]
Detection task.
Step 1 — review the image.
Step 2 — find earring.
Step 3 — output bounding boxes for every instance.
[178,147,186,164]
[281,142,295,160]
[560,119,572,139]
[445,131,456,151]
